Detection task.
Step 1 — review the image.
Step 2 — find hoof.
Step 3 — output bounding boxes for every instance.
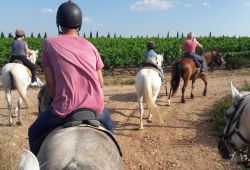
[167,100,171,106]
[16,121,22,126]
[203,92,207,96]
[147,120,152,123]
[139,126,144,130]
[182,100,186,103]
[191,94,194,99]
[12,114,17,118]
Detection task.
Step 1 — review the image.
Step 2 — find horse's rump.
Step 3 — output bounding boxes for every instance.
[38,125,122,170]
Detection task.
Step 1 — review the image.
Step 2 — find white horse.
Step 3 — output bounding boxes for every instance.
[1,50,43,125]
[18,86,122,170]
[218,83,250,160]
[135,54,164,129]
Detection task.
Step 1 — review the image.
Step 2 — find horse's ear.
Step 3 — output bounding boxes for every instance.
[231,82,242,102]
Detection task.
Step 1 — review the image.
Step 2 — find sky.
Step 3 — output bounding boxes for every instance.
[1,0,250,38]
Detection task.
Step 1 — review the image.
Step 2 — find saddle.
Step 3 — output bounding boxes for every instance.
[12,59,32,77]
[38,108,123,156]
[63,108,100,128]
[140,62,163,77]
[183,55,201,68]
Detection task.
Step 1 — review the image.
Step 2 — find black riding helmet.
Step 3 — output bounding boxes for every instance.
[56,1,82,34]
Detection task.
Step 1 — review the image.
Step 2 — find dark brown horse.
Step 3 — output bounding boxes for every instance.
[167,50,225,105]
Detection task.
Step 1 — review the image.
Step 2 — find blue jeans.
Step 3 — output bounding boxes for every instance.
[184,53,206,72]
[28,107,114,155]
[97,107,114,133]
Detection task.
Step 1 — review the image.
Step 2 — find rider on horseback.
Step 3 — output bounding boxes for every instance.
[9,29,39,86]
[182,32,207,76]
[144,41,166,84]
[28,1,114,156]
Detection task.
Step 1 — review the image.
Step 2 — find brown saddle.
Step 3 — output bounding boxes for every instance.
[12,59,32,77]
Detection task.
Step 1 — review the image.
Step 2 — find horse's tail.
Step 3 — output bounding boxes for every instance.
[143,76,157,110]
[171,61,182,96]
[9,69,30,108]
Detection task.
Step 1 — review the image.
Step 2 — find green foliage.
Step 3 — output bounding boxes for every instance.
[209,95,232,131]
[225,51,250,70]
[1,36,250,68]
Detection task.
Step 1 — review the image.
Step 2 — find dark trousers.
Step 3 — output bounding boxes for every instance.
[10,55,37,82]
[28,107,114,155]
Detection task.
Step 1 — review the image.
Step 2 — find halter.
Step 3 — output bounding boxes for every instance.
[222,96,250,153]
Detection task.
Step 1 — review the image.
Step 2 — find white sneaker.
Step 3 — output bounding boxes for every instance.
[30,82,38,87]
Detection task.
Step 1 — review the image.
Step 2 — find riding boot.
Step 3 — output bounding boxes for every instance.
[194,60,201,68]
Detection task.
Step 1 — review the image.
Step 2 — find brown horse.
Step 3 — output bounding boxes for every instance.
[167,50,225,105]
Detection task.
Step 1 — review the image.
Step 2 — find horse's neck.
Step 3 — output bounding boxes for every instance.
[204,52,214,65]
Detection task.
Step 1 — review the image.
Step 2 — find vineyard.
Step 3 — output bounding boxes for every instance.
[1,37,250,69]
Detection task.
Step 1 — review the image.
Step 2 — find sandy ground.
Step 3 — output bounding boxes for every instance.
[0,69,250,170]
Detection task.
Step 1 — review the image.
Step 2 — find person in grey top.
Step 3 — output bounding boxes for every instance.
[10,29,38,86]
[144,41,166,84]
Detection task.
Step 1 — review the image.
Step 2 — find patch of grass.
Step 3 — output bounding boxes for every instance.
[209,81,250,133]
[208,95,232,132]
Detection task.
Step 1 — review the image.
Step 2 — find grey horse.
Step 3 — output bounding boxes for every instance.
[19,86,122,170]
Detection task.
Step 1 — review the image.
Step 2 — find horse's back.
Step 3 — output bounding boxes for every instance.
[136,69,161,94]
[38,126,122,170]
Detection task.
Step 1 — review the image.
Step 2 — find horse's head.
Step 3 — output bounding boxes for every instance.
[156,53,164,67]
[218,83,250,159]
[28,49,39,64]
[211,50,226,67]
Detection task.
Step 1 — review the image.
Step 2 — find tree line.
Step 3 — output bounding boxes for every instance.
[1,31,216,39]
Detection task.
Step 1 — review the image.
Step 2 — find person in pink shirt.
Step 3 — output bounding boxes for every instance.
[28,1,113,156]
[182,32,206,76]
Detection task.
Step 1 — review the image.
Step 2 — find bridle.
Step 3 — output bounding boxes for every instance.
[220,96,250,155]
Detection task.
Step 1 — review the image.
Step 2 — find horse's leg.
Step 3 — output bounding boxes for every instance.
[165,84,168,96]
[182,79,188,103]
[4,90,13,126]
[16,97,23,126]
[190,78,195,99]
[138,96,144,130]
[167,86,173,106]
[201,75,208,96]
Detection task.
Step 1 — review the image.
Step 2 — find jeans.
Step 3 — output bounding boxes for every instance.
[184,53,206,72]
[10,55,37,82]
[97,107,114,133]
[28,107,114,155]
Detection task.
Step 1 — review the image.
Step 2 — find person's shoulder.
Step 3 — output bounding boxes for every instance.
[44,36,60,42]
[81,38,97,49]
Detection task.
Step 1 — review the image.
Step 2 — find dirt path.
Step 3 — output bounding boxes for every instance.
[0,69,250,169]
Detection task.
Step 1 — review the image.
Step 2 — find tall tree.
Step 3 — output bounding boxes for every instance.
[107,32,110,38]
[83,33,86,38]
[167,31,170,38]
[8,33,13,38]
[31,32,34,38]
[1,31,5,38]
[209,31,212,37]
[96,31,99,38]
[44,32,47,38]
[176,31,179,38]
[89,31,92,38]
[114,33,116,38]
[37,33,41,38]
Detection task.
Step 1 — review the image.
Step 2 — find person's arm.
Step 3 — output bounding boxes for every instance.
[197,40,203,49]
[97,69,104,88]
[44,67,56,98]
[24,43,32,57]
